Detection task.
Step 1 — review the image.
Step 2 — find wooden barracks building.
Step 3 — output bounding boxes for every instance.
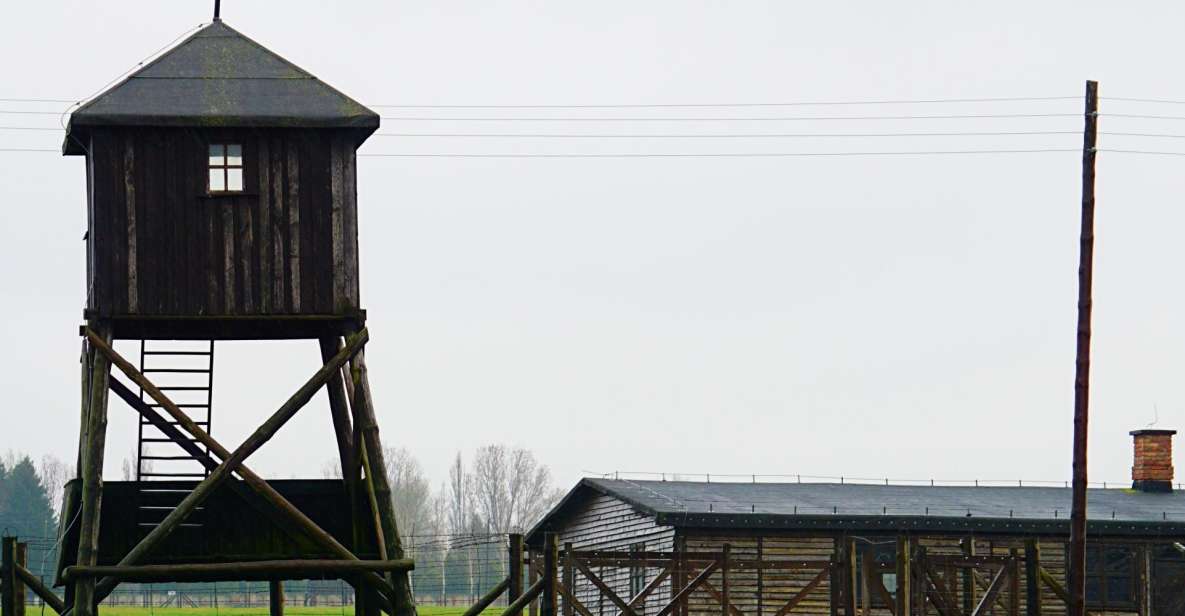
[527,430,1185,616]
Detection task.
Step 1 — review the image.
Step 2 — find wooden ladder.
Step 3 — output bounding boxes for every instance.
[135,340,215,529]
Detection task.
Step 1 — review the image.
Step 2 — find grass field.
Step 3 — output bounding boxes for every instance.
[93,608,479,616]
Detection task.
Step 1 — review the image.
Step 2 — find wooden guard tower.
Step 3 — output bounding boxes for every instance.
[56,15,417,616]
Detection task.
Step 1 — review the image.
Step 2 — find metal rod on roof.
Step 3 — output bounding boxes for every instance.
[213,0,221,21]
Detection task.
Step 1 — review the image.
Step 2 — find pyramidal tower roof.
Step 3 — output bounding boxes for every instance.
[65,21,378,154]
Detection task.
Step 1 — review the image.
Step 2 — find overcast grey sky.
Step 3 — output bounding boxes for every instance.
[2,1,1183,492]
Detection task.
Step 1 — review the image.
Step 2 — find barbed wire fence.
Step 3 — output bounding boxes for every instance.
[4,532,516,615]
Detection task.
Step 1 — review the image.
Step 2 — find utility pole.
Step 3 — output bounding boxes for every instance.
[1068,79,1098,616]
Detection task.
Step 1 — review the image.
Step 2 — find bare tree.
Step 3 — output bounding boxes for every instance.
[468,445,561,533]
[38,454,68,516]
[321,458,343,479]
[383,446,433,541]
[444,453,470,536]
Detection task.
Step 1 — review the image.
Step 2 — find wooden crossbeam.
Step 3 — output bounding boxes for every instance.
[83,329,388,607]
[64,559,413,583]
[571,556,638,616]
[1038,567,1069,605]
[771,568,829,616]
[628,565,672,608]
[503,577,546,616]
[970,566,1009,616]
[554,579,596,616]
[14,563,66,614]
[461,577,510,616]
[109,381,314,543]
[655,562,720,616]
[971,568,1012,613]
[920,561,957,616]
[699,579,745,616]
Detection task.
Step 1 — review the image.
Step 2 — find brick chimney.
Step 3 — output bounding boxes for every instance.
[1131,429,1176,493]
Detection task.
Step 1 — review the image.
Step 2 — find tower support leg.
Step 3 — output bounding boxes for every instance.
[270,580,285,616]
[74,322,113,616]
[347,341,416,616]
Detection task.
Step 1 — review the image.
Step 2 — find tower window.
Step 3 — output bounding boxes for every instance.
[208,144,244,193]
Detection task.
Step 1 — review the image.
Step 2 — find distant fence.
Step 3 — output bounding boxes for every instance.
[4,532,518,611]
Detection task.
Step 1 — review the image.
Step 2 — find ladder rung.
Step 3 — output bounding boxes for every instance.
[140,455,209,461]
[157,386,210,391]
[142,437,202,443]
[143,368,212,374]
[139,472,208,478]
[146,404,209,408]
[142,351,212,356]
[140,420,210,426]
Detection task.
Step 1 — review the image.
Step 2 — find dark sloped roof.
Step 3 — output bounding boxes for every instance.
[527,478,1185,544]
[65,21,378,153]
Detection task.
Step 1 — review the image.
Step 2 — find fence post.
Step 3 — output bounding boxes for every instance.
[895,536,910,616]
[562,543,574,616]
[270,580,285,616]
[1009,549,1020,616]
[1025,541,1042,616]
[721,544,731,616]
[509,534,524,607]
[829,542,841,616]
[528,548,539,616]
[541,534,558,616]
[14,543,26,616]
[2,537,16,616]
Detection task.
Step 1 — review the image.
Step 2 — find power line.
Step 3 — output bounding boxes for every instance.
[1104,97,1185,105]
[373,130,1080,139]
[0,98,77,104]
[358,149,1077,158]
[0,126,60,131]
[0,148,1079,157]
[367,96,1080,109]
[380,113,1080,122]
[1103,113,1185,121]
[1100,148,1185,156]
[0,95,1082,108]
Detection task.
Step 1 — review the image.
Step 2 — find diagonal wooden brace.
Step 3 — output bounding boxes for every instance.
[83,329,396,612]
[655,562,720,616]
[970,566,1009,616]
[109,380,359,560]
[770,568,828,616]
[571,556,637,616]
[699,579,745,616]
[627,565,671,609]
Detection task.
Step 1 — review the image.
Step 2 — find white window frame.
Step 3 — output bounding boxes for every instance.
[208,143,244,194]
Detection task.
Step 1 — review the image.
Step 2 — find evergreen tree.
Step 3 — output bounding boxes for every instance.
[0,459,8,527]
[0,456,57,578]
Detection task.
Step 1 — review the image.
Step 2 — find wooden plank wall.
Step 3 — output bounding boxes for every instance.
[683,535,836,616]
[551,525,1154,616]
[549,493,676,616]
[86,127,360,317]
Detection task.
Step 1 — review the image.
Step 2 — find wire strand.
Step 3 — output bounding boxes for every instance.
[380,113,1081,122]
[372,130,1081,139]
[358,149,1078,158]
[368,95,1080,109]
